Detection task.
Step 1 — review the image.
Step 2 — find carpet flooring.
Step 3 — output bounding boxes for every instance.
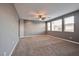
[12,35,79,56]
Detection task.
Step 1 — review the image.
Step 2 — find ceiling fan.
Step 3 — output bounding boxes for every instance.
[29,10,50,20]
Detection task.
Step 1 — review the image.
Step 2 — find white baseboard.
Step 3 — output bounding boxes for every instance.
[47,35,79,45]
[9,40,19,56]
[23,35,47,38]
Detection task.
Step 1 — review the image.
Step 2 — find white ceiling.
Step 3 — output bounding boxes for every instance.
[14,3,79,21]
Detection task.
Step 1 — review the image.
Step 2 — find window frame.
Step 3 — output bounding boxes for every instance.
[64,16,74,32]
[51,19,62,32]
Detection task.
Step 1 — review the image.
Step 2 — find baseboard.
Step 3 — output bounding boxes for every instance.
[22,34,47,38]
[47,35,79,45]
[9,39,19,56]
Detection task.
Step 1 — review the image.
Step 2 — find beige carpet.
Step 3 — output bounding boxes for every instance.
[12,35,79,56]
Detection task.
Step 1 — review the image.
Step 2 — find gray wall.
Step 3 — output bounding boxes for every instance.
[47,11,79,42]
[20,20,24,38]
[0,4,19,56]
[24,20,45,36]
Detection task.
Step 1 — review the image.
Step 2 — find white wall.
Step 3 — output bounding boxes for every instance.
[24,20,45,36]
[0,4,19,56]
[20,20,24,38]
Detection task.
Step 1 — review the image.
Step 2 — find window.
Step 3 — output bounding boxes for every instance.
[64,16,74,32]
[52,22,54,31]
[47,22,50,31]
[52,19,62,31]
